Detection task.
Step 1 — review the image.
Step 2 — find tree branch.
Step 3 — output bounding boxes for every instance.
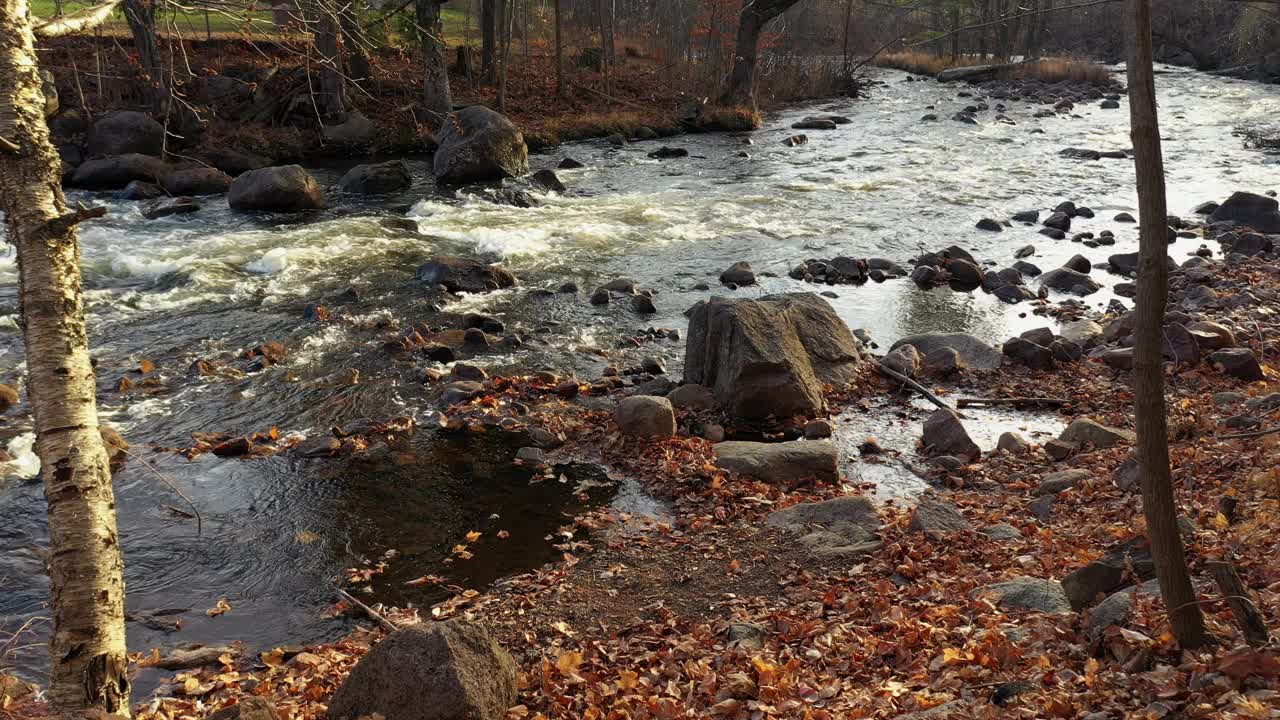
[34,0,124,38]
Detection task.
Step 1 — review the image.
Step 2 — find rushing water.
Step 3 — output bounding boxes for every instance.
[1,64,1277,687]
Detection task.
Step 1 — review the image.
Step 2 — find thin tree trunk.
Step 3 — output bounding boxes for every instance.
[950,6,960,60]
[554,0,563,95]
[720,0,801,107]
[418,0,453,128]
[123,0,161,112]
[0,0,130,714]
[481,0,496,81]
[1127,0,1208,651]
[338,6,372,81]
[497,0,511,112]
[306,1,345,116]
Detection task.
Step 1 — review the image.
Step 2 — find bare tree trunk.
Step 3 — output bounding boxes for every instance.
[417,0,453,129]
[339,6,372,81]
[481,0,496,81]
[720,0,800,108]
[1127,0,1208,651]
[554,0,563,95]
[950,5,960,60]
[123,0,162,112]
[497,0,511,112]
[0,0,130,714]
[306,0,346,116]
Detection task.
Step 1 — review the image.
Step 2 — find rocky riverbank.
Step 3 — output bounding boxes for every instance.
[5,200,1273,719]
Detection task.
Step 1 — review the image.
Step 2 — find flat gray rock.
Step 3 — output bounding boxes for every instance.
[976,576,1072,613]
[767,495,882,558]
[714,440,838,483]
[891,332,1000,371]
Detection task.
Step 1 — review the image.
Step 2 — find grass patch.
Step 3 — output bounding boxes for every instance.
[527,109,675,147]
[872,50,1112,85]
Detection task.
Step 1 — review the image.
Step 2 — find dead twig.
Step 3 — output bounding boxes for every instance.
[337,588,397,633]
[878,362,963,417]
[1217,426,1280,440]
[956,397,1069,409]
[120,446,202,535]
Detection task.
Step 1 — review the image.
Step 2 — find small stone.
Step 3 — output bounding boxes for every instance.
[1035,468,1091,495]
[997,432,1030,453]
[630,295,656,314]
[614,396,676,438]
[515,446,547,465]
[804,419,834,439]
[908,495,972,536]
[921,409,980,460]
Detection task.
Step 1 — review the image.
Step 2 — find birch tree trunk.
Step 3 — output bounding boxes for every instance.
[1127,0,1208,650]
[0,0,131,713]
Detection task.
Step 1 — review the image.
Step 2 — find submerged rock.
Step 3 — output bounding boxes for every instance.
[416,256,517,293]
[684,293,863,420]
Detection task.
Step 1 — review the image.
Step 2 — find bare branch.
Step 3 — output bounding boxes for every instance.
[34,0,123,38]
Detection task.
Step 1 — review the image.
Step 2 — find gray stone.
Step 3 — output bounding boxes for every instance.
[1035,468,1091,496]
[1058,418,1135,449]
[666,383,717,410]
[921,409,980,460]
[338,160,413,194]
[882,344,921,378]
[1209,348,1264,381]
[328,620,517,720]
[725,622,766,650]
[433,106,529,184]
[977,577,1071,613]
[891,332,1000,371]
[1111,455,1140,491]
[1002,336,1054,370]
[997,431,1030,453]
[162,167,232,196]
[920,347,962,376]
[1186,321,1235,350]
[684,293,863,420]
[87,110,164,156]
[714,440,838,483]
[416,256,517,294]
[1059,319,1104,348]
[908,495,972,536]
[1039,268,1101,295]
[614,396,676,438]
[515,447,547,464]
[1207,191,1280,233]
[720,261,757,286]
[804,419,834,439]
[1061,537,1155,611]
[767,495,881,558]
[1086,580,1161,642]
[982,524,1022,540]
[70,153,170,189]
[321,111,375,145]
[228,165,327,211]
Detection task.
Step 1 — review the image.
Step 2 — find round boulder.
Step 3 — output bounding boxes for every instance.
[228,165,327,212]
[615,396,676,438]
[338,160,413,194]
[433,106,529,184]
[87,111,164,157]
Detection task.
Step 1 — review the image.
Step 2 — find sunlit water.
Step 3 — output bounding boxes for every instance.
[1,64,1277,688]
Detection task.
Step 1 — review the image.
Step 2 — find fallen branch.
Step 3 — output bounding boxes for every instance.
[1217,425,1280,440]
[337,588,397,633]
[34,0,124,38]
[877,362,962,416]
[121,446,202,535]
[956,397,1069,409]
[0,136,19,153]
[1208,560,1271,647]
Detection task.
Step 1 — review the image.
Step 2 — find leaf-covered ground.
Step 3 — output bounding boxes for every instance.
[6,264,1280,720]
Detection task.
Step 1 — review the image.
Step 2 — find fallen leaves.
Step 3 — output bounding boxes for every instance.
[205,598,232,618]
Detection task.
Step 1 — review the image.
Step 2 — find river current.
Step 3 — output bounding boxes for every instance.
[1,64,1276,687]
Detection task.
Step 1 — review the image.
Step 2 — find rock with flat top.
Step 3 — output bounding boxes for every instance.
[767,495,881,558]
[977,577,1071,613]
[908,495,972,536]
[715,440,838,483]
[890,332,1000,371]
[1058,418,1134,449]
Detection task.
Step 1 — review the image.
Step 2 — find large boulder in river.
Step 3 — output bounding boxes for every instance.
[715,440,839,483]
[1207,191,1280,233]
[684,293,863,420]
[890,332,1000,371]
[328,620,517,720]
[339,160,412,194]
[86,111,164,157]
[228,165,327,211]
[416,256,517,293]
[433,106,529,184]
[70,153,169,189]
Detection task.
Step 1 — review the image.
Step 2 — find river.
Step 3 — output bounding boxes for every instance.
[1,63,1277,690]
